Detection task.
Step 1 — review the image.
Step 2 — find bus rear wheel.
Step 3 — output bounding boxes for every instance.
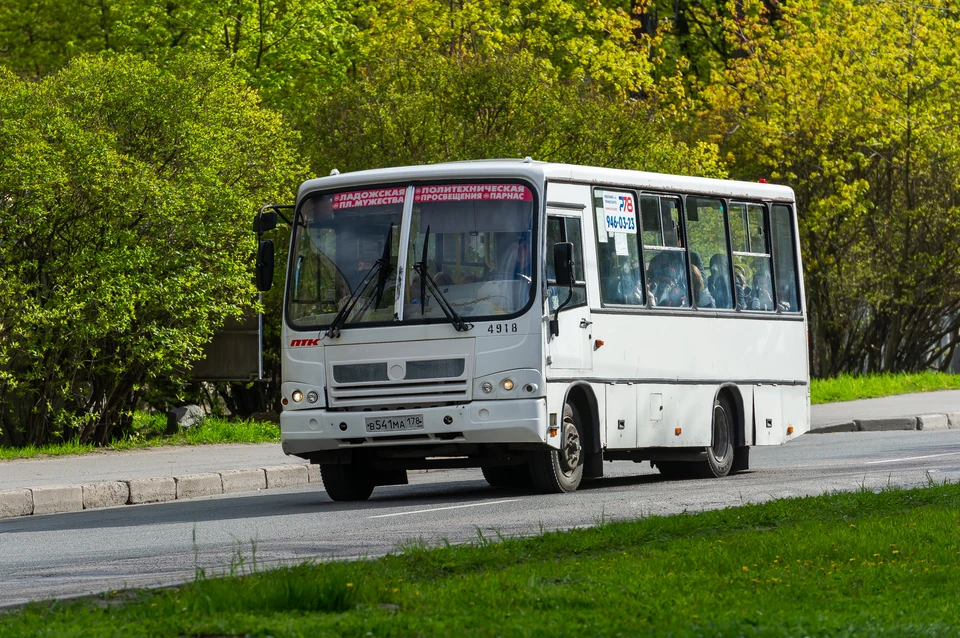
[319,463,375,501]
[530,403,584,493]
[696,395,735,479]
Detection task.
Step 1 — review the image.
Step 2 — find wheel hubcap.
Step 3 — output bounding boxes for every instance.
[712,403,729,462]
[559,420,581,473]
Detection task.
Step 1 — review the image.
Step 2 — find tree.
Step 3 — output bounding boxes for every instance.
[300,51,725,176]
[696,0,960,375]
[0,54,301,446]
[0,0,358,109]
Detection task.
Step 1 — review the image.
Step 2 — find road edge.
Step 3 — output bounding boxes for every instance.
[0,463,319,520]
[809,411,960,434]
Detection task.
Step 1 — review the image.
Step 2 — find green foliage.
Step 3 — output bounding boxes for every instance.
[692,0,960,376]
[0,0,358,109]
[300,51,725,176]
[4,483,960,636]
[0,54,300,446]
[354,0,652,96]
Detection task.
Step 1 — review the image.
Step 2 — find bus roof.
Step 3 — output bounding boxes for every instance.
[297,159,796,203]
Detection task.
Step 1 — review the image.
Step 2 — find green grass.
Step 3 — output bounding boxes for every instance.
[811,371,960,404]
[3,482,959,637]
[0,413,279,461]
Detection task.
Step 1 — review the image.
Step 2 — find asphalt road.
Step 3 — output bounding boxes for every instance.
[2,428,960,608]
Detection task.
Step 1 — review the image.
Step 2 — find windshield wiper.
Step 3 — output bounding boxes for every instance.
[371,224,394,310]
[413,225,473,332]
[325,225,393,339]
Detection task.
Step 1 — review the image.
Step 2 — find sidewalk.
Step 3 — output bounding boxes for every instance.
[810,389,960,432]
[1,443,312,519]
[2,443,295,491]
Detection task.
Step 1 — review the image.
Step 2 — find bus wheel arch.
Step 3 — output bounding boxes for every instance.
[563,382,602,478]
[715,384,749,474]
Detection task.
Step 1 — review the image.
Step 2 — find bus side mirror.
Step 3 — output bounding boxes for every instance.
[256,240,275,292]
[253,210,278,234]
[553,242,574,288]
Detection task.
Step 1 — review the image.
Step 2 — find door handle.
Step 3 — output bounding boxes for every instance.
[579,318,592,329]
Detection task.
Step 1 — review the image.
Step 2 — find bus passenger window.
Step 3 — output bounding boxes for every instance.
[771,205,801,312]
[685,197,732,309]
[594,190,643,306]
[640,195,688,308]
[729,203,775,312]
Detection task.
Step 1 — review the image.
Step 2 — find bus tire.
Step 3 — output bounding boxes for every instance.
[697,395,735,478]
[530,403,583,493]
[319,463,375,501]
[481,465,532,489]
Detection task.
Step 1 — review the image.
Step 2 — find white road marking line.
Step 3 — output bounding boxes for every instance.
[865,452,960,465]
[368,498,521,519]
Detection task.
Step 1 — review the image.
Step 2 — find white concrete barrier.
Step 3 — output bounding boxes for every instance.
[261,464,309,489]
[220,468,266,494]
[82,482,130,509]
[0,489,33,518]
[32,485,83,515]
[127,477,177,504]
[175,473,224,499]
[917,414,950,431]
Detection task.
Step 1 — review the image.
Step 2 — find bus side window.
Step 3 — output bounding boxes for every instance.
[641,195,689,308]
[594,190,643,306]
[771,205,801,312]
[685,197,731,310]
[729,203,775,311]
[546,215,586,310]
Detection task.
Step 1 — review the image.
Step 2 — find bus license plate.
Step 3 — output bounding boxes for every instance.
[365,414,424,432]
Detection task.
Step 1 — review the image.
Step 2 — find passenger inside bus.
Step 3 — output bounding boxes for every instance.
[648,250,687,307]
[708,253,733,309]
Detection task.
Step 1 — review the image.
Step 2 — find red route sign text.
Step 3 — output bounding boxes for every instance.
[330,184,532,209]
[415,184,532,203]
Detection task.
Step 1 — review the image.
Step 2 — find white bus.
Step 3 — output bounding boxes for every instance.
[254,160,809,501]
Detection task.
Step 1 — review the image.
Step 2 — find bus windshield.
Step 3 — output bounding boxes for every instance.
[287,183,536,331]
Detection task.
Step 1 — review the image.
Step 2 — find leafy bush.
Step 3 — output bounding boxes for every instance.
[0,53,300,446]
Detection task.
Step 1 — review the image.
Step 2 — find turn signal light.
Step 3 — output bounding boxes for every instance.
[787,426,795,435]
[675,427,682,436]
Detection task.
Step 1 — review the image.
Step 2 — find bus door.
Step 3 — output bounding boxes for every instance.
[546,211,592,371]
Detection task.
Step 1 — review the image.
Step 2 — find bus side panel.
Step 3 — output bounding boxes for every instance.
[635,384,713,448]
[782,385,809,437]
[605,384,636,449]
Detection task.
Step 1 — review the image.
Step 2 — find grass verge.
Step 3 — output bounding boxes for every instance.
[3,482,959,637]
[811,371,960,404]
[0,414,279,461]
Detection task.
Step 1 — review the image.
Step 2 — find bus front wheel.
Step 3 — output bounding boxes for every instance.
[697,395,735,479]
[319,463,375,501]
[530,403,584,493]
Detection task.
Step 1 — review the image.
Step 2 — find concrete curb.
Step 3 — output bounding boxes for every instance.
[809,411,960,434]
[0,462,320,520]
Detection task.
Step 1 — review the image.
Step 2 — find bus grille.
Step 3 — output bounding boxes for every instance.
[327,358,471,409]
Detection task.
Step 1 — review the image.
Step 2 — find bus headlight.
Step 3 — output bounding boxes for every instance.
[481,381,494,394]
[501,379,515,391]
[306,390,319,404]
[292,390,304,403]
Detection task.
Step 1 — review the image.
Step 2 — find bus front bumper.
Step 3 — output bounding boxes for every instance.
[280,398,549,456]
